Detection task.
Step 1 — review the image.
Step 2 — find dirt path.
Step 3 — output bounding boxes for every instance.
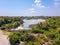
[0,30,10,45]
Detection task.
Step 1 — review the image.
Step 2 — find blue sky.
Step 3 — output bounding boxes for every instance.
[0,0,60,16]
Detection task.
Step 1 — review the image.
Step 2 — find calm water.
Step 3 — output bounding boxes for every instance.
[23,19,45,28]
[11,19,45,30]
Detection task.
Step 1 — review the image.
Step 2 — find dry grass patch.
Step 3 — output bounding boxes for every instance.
[0,30,12,36]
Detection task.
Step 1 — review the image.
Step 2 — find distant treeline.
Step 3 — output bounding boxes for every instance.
[20,16,55,19]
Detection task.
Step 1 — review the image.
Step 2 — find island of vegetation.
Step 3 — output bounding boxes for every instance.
[0,16,60,45]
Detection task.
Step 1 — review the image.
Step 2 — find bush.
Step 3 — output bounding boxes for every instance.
[43,38,49,42]
[42,26,49,30]
[27,42,37,45]
[21,34,36,42]
[26,35,36,42]
[9,33,20,45]
[47,34,56,40]
[32,30,44,34]
[0,26,5,30]
[51,24,57,29]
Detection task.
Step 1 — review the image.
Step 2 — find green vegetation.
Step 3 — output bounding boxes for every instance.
[9,30,36,45]
[9,33,20,45]
[20,16,51,19]
[0,16,23,30]
[30,16,60,45]
[9,16,60,45]
[0,16,60,45]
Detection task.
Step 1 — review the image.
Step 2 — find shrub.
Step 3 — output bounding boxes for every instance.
[0,26,5,30]
[43,38,49,42]
[21,34,36,42]
[9,33,20,45]
[32,30,44,34]
[42,26,49,30]
[47,34,56,40]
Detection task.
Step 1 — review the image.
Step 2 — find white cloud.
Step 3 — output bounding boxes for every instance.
[34,0,41,3]
[24,0,48,16]
[54,0,59,1]
[25,8,36,14]
[54,0,60,7]
[34,0,46,8]
[28,8,35,13]
[54,2,59,6]
[35,3,45,8]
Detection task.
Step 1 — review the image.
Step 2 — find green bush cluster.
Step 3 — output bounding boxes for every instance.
[0,16,23,30]
[9,30,36,45]
[8,16,60,45]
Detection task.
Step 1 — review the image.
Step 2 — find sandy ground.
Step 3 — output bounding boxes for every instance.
[0,30,10,45]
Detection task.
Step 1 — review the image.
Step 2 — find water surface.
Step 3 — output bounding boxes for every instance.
[11,19,45,30]
[23,19,45,29]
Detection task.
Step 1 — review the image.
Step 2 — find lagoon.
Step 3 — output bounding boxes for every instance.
[11,19,45,30]
[23,19,45,28]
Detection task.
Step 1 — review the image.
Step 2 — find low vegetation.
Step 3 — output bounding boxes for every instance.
[0,16,60,45]
[9,16,60,45]
[0,16,23,31]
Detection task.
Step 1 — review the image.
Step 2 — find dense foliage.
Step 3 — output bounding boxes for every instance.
[8,16,60,45]
[9,30,36,45]
[0,16,23,30]
[30,16,60,45]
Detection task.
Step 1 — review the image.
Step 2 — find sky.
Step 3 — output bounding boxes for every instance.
[0,0,60,16]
